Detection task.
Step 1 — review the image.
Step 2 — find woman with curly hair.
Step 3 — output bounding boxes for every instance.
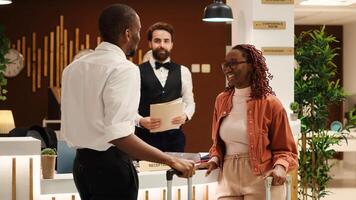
[198,44,297,200]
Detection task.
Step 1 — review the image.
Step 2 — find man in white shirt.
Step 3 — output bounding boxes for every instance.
[136,22,195,152]
[61,4,195,200]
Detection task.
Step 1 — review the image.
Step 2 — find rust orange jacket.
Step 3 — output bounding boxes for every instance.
[209,88,298,175]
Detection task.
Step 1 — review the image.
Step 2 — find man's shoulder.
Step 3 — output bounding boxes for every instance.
[138,61,151,68]
[174,63,191,74]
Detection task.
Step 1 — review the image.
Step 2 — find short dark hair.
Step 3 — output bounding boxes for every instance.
[147,22,175,42]
[99,4,137,44]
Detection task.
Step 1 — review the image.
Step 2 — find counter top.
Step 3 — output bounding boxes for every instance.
[41,169,219,194]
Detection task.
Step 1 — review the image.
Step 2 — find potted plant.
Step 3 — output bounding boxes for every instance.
[295,26,348,199]
[345,108,356,130]
[0,25,10,101]
[290,101,299,121]
[41,148,57,179]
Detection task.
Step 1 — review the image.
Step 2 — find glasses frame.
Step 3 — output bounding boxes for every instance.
[221,61,248,70]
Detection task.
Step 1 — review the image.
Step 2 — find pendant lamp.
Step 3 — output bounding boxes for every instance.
[202,0,233,22]
[0,0,12,5]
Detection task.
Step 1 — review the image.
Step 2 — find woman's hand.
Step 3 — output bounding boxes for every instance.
[196,161,218,176]
[263,164,287,185]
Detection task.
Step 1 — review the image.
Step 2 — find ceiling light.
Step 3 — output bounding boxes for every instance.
[300,0,356,6]
[0,0,12,5]
[203,0,234,22]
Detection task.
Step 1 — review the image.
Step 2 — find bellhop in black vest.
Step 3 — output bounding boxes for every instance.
[135,61,186,152]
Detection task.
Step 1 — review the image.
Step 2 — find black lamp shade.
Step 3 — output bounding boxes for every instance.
[203,0,233,22]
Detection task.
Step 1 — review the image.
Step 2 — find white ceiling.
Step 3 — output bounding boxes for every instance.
[295,0,356,25]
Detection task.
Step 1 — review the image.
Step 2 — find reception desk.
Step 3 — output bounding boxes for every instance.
[0,137,218,200]
[41,170,219,200]
[1,119,301,200]
[0,137,41,200]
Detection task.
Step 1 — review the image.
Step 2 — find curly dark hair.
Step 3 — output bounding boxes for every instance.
[229,44,275,99]
[147,22,174,42]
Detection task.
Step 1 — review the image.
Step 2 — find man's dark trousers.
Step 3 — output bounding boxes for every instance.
[73,147,138,200]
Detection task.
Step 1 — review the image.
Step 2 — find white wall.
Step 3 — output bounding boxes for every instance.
[227,0,294,112]
[343,21,356,111]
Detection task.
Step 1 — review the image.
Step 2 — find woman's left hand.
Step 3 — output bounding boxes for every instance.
[263,164,287,186]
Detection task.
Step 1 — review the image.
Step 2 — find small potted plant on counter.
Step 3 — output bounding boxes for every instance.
[289,101,299,121]
[41,148,57,179]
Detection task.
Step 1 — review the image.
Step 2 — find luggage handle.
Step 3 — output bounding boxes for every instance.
[166,168,181,181]
[166,169,193,200]
[265,175,292,200]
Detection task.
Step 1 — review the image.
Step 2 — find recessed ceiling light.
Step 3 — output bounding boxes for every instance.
[300,0,356,6]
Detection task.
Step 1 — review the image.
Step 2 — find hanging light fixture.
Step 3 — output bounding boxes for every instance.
[0,0,12,5]
[202,0,233,22]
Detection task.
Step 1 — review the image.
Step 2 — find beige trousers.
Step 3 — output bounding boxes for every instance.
[216,153,285,200]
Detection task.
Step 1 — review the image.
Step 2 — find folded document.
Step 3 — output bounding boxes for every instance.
[150,98,184,133]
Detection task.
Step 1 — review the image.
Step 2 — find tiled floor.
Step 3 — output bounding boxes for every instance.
[324,154,356,199]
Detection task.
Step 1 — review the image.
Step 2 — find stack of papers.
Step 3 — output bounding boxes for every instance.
[150,98,183,133]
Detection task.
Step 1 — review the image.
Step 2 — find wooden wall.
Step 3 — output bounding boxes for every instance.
[0,2,343,153]
[0,0,227,152]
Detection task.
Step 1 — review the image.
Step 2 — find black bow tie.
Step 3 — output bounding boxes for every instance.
[155,62,170,70]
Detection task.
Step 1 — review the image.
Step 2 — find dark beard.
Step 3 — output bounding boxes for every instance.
[152,48,170,62]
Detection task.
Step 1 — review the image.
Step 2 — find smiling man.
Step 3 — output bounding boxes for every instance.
[135,22,195,152]
[61,8,195,200]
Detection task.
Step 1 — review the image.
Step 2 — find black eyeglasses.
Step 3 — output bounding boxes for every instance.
[221,61,248,70]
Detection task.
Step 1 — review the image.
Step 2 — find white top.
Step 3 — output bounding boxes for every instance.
[219,87,251,155]
[61,42,140,151]
[136,56,195,121]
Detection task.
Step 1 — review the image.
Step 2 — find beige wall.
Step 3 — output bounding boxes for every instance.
[344,21,356,111]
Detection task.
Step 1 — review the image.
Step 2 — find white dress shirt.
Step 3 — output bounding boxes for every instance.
[136,56,195,124]
[61,42,140,151]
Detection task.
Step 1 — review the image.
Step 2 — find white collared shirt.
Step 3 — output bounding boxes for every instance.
[61,42,140,151]
[150,57,195,118]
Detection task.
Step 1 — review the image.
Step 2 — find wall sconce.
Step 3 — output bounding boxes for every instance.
[202,0,233,22]
[0,0,12,5]
[0,110,15,135]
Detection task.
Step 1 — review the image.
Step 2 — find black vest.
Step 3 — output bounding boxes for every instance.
[138,61,182,117]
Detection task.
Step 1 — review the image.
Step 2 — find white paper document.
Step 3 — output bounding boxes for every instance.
[150,98,184,133]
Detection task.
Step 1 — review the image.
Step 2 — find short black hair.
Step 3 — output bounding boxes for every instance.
[147,22,175,42]
[99,4,137,44]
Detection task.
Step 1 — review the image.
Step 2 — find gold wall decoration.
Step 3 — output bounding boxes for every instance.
[261,47,294,55]
[10,15,145,95]
[261,0,294,4]
[253,21,286,30]
[50,32,54,88]
[44,36,48,77]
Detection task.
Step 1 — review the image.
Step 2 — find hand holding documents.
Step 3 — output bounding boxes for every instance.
[150,98,184,133]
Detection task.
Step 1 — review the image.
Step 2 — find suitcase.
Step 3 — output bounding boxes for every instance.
[265,175,292,200]
[166,169,193,200]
